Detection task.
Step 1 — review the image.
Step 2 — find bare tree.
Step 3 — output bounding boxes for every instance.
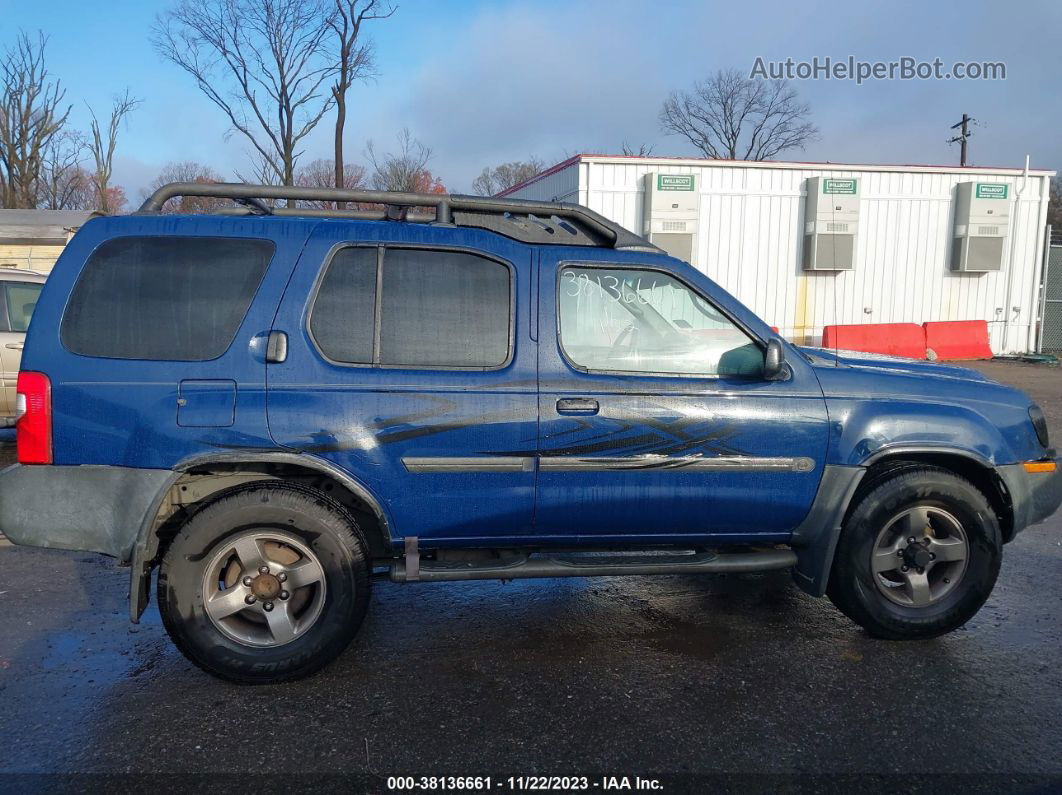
[154,0,338,191]
[39,165,94,211]
[328,0,393,198]
[660,69,818,160]
[37,130,91,210]
[295,157,367,207]
[0,32,71,209]
[87,89,141,213]
[621,141,655,157]
[235,151,283,187]
[365,128,438,192]
[145,160,227,212]
[471,157,545,196]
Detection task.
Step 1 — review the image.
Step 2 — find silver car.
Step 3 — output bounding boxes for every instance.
[0,269,46,426]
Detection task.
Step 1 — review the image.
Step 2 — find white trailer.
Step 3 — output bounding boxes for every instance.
[502,155,1055,354]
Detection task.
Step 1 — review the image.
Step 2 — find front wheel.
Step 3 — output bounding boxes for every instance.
[158,483,371,683]
[827,466,1002,640]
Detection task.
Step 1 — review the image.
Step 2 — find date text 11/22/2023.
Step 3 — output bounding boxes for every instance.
[386,776,665,791]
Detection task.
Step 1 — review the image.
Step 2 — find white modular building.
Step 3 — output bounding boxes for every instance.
[0,210,99,275]
[501,155,1055,354]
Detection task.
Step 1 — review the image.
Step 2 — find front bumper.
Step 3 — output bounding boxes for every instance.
[0,464,172,561]
[996,460,1062,537]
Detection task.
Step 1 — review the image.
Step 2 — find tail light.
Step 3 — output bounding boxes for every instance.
[16,372,52,465]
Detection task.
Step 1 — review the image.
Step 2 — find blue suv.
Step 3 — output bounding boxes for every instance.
[2,183,1059,683]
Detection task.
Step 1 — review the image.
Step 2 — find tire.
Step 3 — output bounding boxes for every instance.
[827,466,1002,640]
[157,482,371,684]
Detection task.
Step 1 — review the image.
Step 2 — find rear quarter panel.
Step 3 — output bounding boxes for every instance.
[21,215,315,468]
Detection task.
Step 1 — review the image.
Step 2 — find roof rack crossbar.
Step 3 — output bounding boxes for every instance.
[216,206,437,223]
[137,182,659,252]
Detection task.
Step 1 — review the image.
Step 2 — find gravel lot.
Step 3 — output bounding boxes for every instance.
[0,361,1059,791]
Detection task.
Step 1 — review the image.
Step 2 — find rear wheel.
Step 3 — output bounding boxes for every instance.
[158,483,370,683]
[827,466,1001,639]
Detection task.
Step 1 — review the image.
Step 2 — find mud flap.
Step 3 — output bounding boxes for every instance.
[131,558,152,623]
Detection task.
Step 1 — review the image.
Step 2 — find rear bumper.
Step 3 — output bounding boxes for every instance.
[996,460,1062,537]
[0,464,172,561]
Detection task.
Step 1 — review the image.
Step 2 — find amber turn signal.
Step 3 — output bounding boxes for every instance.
[1023,461,1058,473]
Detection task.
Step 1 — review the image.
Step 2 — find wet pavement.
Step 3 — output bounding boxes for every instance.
[0,361,1060,790]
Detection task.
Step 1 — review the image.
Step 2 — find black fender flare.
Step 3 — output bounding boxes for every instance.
[789,464,866,597]
[791,446,1003,596]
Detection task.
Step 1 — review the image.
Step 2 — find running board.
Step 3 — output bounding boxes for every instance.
[389,548,797,583]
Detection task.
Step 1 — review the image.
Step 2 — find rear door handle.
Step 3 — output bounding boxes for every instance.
[557,397,599,415]
[265,330,288,364]
[5,343,24,351]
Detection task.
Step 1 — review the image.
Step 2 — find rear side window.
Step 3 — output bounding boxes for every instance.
[61,236,274,360]
[5,282,43,332]
[310,247,512,369]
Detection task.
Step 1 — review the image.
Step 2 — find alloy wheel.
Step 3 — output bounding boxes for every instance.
[201,531,328,647]
[870,506,969,607]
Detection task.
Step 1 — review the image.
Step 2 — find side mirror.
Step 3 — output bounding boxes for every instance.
[763,338,786,380]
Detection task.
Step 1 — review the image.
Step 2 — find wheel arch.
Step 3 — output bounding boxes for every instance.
[129,452,395,622]
[792,446,1014,598]
[858,448,1013,541]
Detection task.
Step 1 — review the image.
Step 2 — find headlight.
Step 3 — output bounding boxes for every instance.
[1029,404,1049,448]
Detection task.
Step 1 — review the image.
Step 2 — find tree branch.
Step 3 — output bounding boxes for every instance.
[153,0,339,188]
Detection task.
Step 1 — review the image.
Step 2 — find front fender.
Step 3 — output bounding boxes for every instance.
[827,398,1019,467]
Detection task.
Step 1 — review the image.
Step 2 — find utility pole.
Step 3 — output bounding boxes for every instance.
[948,113,974,166]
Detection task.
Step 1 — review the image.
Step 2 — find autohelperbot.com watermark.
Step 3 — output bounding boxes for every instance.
[750,56,1006,84]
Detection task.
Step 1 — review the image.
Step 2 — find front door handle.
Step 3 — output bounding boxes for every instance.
[5,342,24,351]
[557,397,599,415]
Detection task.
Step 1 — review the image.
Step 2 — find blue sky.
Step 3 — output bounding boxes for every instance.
[2,0,1060,202]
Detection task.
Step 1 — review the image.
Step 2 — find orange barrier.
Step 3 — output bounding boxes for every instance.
[821,323,926,359]
[923,320,993,360]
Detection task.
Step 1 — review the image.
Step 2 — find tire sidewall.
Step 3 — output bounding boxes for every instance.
[158,487,370,682]
[835,470,1001,638]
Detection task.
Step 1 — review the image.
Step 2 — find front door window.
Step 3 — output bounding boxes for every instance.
[558,266,761,377]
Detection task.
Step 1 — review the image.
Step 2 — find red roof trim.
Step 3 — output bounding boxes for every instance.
[495,153,1053,198]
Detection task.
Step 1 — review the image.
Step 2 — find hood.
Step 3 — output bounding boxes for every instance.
[799,346,990,383]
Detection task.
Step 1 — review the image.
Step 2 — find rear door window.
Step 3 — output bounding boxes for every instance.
[309,247,512,369]
[61,236,274,360]
[379,248,510,368]
[5,282,43,332]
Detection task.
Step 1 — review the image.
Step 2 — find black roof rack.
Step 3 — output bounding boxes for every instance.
[137,182,661,252]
